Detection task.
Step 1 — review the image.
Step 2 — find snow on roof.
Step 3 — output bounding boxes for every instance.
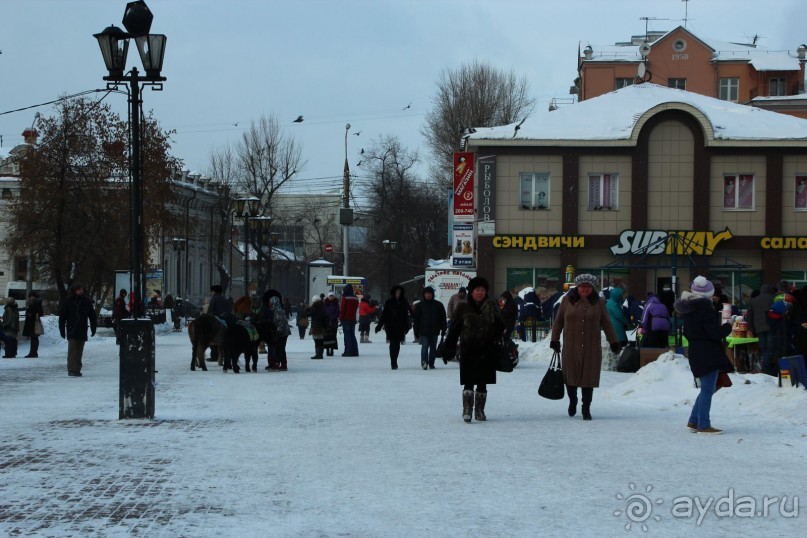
[582,26,800,69]
[466,83,807,144]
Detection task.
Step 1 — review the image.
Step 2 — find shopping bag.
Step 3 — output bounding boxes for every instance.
[538,351,565,400]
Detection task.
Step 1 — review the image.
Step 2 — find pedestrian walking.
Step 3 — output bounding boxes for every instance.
[295,301,308,340]
[307,295,328,359]
[358,295,378,343]
[413,286,447,369]
[375,285,411,370]
[639,294,671,348]
[269,295,291,371]
[674,276,734,434]
[22,292,45,357]
[57,283,97,377]
[550,274,619,421]
[339,285,360,356]
[112,288,129,344]
[323,292,340,356]
[2,297,21,358]
[439,276,504,423]
[605,286,631,348]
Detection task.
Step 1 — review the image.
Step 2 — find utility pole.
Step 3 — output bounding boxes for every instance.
[342,122,352,276]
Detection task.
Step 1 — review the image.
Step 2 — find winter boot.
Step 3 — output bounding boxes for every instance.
[474,391,487,421]
[462,390,474,423]
[311,342,324,359]
[566,385,578,417]
[581,387,593,420]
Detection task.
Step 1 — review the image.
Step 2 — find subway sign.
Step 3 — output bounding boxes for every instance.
[610,228,733,256]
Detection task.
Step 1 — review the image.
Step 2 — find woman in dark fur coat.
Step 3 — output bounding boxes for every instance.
[440,276,504,423]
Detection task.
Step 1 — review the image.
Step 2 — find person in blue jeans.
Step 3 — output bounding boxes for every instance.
[674,276,734,434]
[339,284,360,357]
[413,286,447,369]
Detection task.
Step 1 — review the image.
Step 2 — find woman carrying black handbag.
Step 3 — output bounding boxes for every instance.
[550,274,619,420]
[439,276,504,423]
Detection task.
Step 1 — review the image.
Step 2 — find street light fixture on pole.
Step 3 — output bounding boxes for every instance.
[233,195,260,298]
[382,239,397,292]
[94,0,166,420]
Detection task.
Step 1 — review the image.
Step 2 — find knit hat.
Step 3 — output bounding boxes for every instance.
[466,276,489,293]
[574,274,599,289]
[690,276,715,298]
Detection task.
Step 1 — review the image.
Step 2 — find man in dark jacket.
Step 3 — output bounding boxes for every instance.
[413,286,447,369]
[58,283,97,377]
[746,283,776,374]
[23,291,45,357]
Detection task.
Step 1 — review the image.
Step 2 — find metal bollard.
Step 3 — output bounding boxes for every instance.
[119,318,156,419]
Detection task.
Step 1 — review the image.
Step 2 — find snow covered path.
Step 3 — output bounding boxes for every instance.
[1,319,805,537]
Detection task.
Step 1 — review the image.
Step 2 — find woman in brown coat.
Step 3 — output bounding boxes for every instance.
[550,274,620,420]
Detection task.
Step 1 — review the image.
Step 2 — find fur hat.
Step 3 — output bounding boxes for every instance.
[466,276,489,293]
[574,274,599,289]
[690,276,715,298]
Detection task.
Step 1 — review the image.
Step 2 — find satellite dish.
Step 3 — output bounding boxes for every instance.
[637,62,646,78]
[639,42,652,57]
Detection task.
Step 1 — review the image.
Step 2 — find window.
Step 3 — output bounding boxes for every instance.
[723,174,754,209]
[769,77,787,96]
[520,173,550,209]
[588,173,619,210]
[796,175,807,209]
[615,78,634,89]
[668,78,687,90]
[719,78,739,101]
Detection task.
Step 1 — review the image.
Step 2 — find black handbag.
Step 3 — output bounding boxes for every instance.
[435,335,445,358]
[496,337,519,372]
[538,351,565,400]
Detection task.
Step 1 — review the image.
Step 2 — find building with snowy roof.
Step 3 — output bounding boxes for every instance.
[465,83,807,301]
[575,26,807,119]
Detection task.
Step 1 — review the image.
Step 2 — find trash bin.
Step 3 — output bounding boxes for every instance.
[119,318,156,419]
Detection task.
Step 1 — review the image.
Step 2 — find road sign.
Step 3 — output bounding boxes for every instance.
[324,243,334,253]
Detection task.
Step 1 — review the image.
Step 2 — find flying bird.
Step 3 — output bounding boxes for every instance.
[403,103,411,110]
[233,122,239,127]
[360,148,365,155]
[353,131,362,136]
[293,115,304,123]
[356,160,362,167]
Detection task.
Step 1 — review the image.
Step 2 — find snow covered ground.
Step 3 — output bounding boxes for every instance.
[1,316,805,537]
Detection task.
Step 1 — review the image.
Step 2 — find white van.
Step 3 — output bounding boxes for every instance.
[4,281,59,310]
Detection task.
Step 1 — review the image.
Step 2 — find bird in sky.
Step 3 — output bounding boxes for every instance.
[233,122,239,127]
[403,103,411,110]
[293,115,304,123]
[356,160,362,167]
[360,148,365,155]
[353,131,361,136]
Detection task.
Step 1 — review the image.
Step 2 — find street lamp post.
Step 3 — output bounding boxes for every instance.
[94,0,166,420]
[341,123,352,276]
[234,196,260,298]
[171,237,186,299]
[382,239,397,292]
[249,215,273,291]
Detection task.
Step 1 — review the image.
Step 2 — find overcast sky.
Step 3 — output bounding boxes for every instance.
[2,0,805,199]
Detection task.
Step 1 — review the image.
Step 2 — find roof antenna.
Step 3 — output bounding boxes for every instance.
[682,0,690,28]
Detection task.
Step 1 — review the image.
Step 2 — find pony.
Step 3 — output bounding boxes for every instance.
[223,296,262,372]
[187,313,223,371]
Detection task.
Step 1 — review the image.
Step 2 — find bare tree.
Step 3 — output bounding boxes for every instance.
[422,59,535,186]
[208,145,238,293]
[231,114,306,295]
[355,135,448,291]
[3,97,180,305]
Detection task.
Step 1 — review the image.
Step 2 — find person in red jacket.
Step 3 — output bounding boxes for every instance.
[358,295,379,343]
[339,284,360,356]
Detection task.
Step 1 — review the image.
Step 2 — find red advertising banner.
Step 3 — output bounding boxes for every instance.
[453,152,475,218]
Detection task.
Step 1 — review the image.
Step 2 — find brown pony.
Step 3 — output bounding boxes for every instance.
[233,296,254,316]
[187,313,223,371]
